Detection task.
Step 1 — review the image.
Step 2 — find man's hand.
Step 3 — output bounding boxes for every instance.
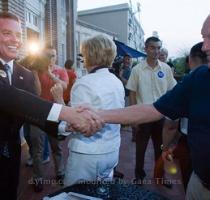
[59,106,104,136]
[51,83,64,104]
[75,104,95,113]
[47,67,54,78]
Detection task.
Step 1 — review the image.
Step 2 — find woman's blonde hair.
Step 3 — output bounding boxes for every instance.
[80,34,116,68]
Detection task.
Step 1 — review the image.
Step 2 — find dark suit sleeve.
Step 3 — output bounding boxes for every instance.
[0,80,57,132]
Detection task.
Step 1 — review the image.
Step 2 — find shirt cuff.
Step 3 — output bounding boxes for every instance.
[58,121,72,136]
[58,121,67,133]
[47,103,62,122]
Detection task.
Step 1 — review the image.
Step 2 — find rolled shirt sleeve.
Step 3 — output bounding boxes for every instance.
[126,65,139,92]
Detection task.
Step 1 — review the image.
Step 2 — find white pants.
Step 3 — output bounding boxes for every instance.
[186,172,210,200]
[64,150,119,186]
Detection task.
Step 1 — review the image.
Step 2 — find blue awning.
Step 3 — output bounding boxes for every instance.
[114,40,146,58]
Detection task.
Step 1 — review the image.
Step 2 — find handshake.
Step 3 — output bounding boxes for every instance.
[51,83,109,138]
[58,105,105,138]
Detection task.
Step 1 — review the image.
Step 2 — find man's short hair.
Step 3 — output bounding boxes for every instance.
[65,59,74,69]
[160,48,168,55]
[145,36,161,47]
[190,42,207,64]
[123,53,131,58]
[0,12,20,23]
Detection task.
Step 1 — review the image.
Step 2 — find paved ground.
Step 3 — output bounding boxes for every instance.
[18,127,185,200]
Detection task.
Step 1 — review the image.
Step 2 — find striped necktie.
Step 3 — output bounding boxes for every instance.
[0,62,10,85]
[3,64,11,85]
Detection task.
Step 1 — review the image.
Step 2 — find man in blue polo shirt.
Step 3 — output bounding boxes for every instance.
[97,14,210,199]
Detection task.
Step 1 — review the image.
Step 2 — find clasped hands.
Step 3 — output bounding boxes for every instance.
[50,83,104,137]
[66,105,104,137]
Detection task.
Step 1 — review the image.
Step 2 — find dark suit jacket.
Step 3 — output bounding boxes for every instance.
[0,62,56,142]
[0,62,58,200]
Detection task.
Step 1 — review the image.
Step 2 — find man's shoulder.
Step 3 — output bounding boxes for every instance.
[192,64,209,75]
[53,65,68,77]
[185,65,209,84]
[54,65,62,69]
[132,60,146,71]
[159,61,172,70]
[67,69,77,77]
[14,62,33,75]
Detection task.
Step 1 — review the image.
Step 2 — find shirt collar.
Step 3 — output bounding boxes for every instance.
[0,58,14,74]
[142,59,161,71]
[89,66,109,74]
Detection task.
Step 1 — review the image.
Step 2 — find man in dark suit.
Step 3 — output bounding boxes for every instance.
[0,11,48,200]
[0,62,37,199]
[0,12,103,200]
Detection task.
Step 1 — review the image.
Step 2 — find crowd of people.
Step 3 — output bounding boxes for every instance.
[0,10,210,200]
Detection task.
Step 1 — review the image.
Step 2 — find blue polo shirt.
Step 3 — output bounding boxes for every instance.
[154,65,210,185]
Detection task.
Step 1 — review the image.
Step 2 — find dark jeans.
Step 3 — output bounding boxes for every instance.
[135,119,164,180]
[173,134,192,191]
[30,125,64,179]
[43,135,50,160]
[23,123,49,160]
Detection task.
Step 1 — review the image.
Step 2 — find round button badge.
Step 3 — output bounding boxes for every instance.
[157,71,164,78]
[0,70,7,78]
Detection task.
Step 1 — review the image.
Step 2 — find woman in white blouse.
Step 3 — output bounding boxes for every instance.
[52,34,125,186]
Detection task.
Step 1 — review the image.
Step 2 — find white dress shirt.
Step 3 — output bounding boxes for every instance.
[0,59,14,84]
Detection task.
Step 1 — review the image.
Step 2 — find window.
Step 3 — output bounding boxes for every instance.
[33,16,38,27]
[61,0,65,9]
[61,44,65,64]
[28,12,31,23]
[128,18,132,27]
[128,33,133,41]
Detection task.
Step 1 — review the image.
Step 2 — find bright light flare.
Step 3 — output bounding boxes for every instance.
[28,41,40,55]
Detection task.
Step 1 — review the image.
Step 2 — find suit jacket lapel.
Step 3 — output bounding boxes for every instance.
[12,63,24,88]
